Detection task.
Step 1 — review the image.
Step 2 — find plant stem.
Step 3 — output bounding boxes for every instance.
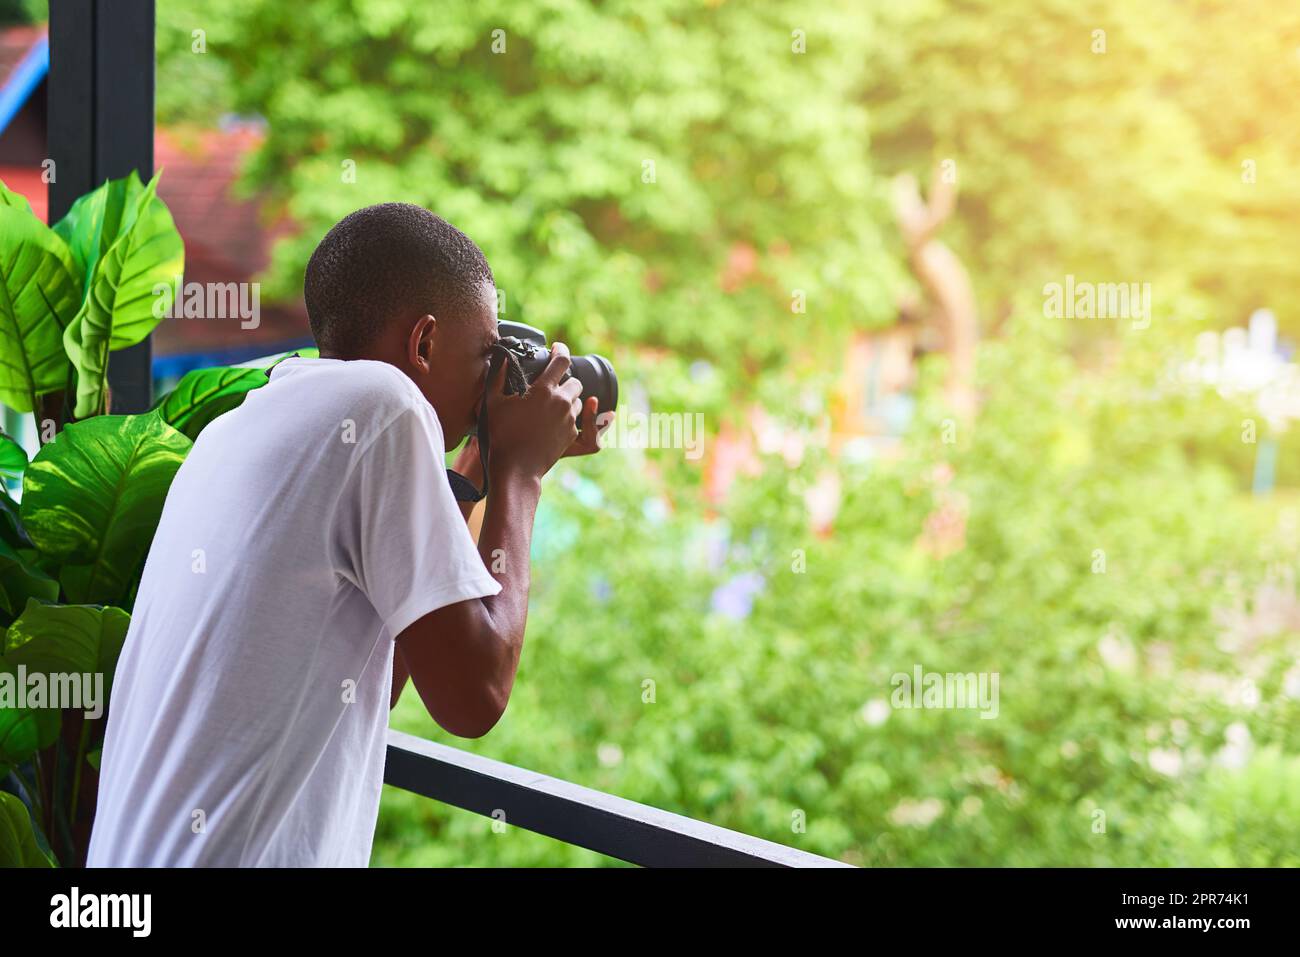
[69,716,92,830]
[32,749,49,831]
[10,764,44,824]
[60,362,76,430]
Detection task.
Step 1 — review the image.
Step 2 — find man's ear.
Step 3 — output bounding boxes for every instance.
[408,314,437,372]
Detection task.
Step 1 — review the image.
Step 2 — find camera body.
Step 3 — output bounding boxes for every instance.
[494,321,618,430]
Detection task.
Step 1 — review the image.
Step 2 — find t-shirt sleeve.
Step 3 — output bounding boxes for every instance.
[332,401,502,639]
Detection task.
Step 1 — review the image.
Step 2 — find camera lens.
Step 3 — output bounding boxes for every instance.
[568,354,618,426]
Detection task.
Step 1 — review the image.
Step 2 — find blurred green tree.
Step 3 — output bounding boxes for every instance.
[159,0,905,387]
[867,0,1300,335]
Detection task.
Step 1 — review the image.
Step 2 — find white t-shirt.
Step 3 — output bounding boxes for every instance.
[86,356,501,867]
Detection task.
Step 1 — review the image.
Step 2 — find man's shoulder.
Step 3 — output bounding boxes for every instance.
[319,358,421,404]
[228,357,441,460]
[269,357,424,420]
[304,359,447,453]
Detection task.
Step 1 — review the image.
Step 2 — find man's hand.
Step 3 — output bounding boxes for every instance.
[487,343,584,479]
[562,398,613,457]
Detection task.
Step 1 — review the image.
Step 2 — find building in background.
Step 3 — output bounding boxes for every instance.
[0,22,312,396]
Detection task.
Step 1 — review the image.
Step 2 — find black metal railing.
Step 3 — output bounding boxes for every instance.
[384,729,852,867]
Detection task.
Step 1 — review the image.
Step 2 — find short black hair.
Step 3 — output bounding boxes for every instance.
[304,202,494,355]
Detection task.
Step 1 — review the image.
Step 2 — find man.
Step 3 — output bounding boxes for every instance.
[87,203,607,866]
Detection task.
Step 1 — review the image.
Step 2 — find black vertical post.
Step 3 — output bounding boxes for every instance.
[48,0,156,414]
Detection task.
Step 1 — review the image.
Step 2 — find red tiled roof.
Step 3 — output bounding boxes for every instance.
[151,123,309,355]
[155,125,272,280]
[0,23,45,89]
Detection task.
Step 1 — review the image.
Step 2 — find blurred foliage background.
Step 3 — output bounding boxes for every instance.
[151,0,1300,865]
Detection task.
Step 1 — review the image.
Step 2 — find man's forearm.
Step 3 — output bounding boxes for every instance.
[458,462,539,719]
[477,463,541,637]
[391,467,539,711]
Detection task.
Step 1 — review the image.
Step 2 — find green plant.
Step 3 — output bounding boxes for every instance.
[0,172,302,866]
[1,172,182,422]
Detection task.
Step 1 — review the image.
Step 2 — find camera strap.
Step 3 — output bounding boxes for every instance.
[447,343,529,503]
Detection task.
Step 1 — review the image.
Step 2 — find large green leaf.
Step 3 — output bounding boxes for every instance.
[20,413,191,605]
[0,600,128,791]
[154,348,321,441]
[246,346,319,365]
[0,701,60,778]
[60,171,184,418]
[155,365,273,441]
[0,431,27,479]
[0,790,54,867]
[4,598,131,694]
[53,170,156,291]
[0,179,33,215]
[0,206,82,413]
[0,540,58,622]
[0,490,30,550]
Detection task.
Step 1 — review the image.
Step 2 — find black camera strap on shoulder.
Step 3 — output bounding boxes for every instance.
[447,342,529,503]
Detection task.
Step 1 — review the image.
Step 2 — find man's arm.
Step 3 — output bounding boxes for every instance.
[387,451,532,713]
[393,346,586,735]
[388,461,539,716]
[391,389,609,713]
[389,436,489,711]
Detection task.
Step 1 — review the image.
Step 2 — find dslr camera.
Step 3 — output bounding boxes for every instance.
[494,321,618,429]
